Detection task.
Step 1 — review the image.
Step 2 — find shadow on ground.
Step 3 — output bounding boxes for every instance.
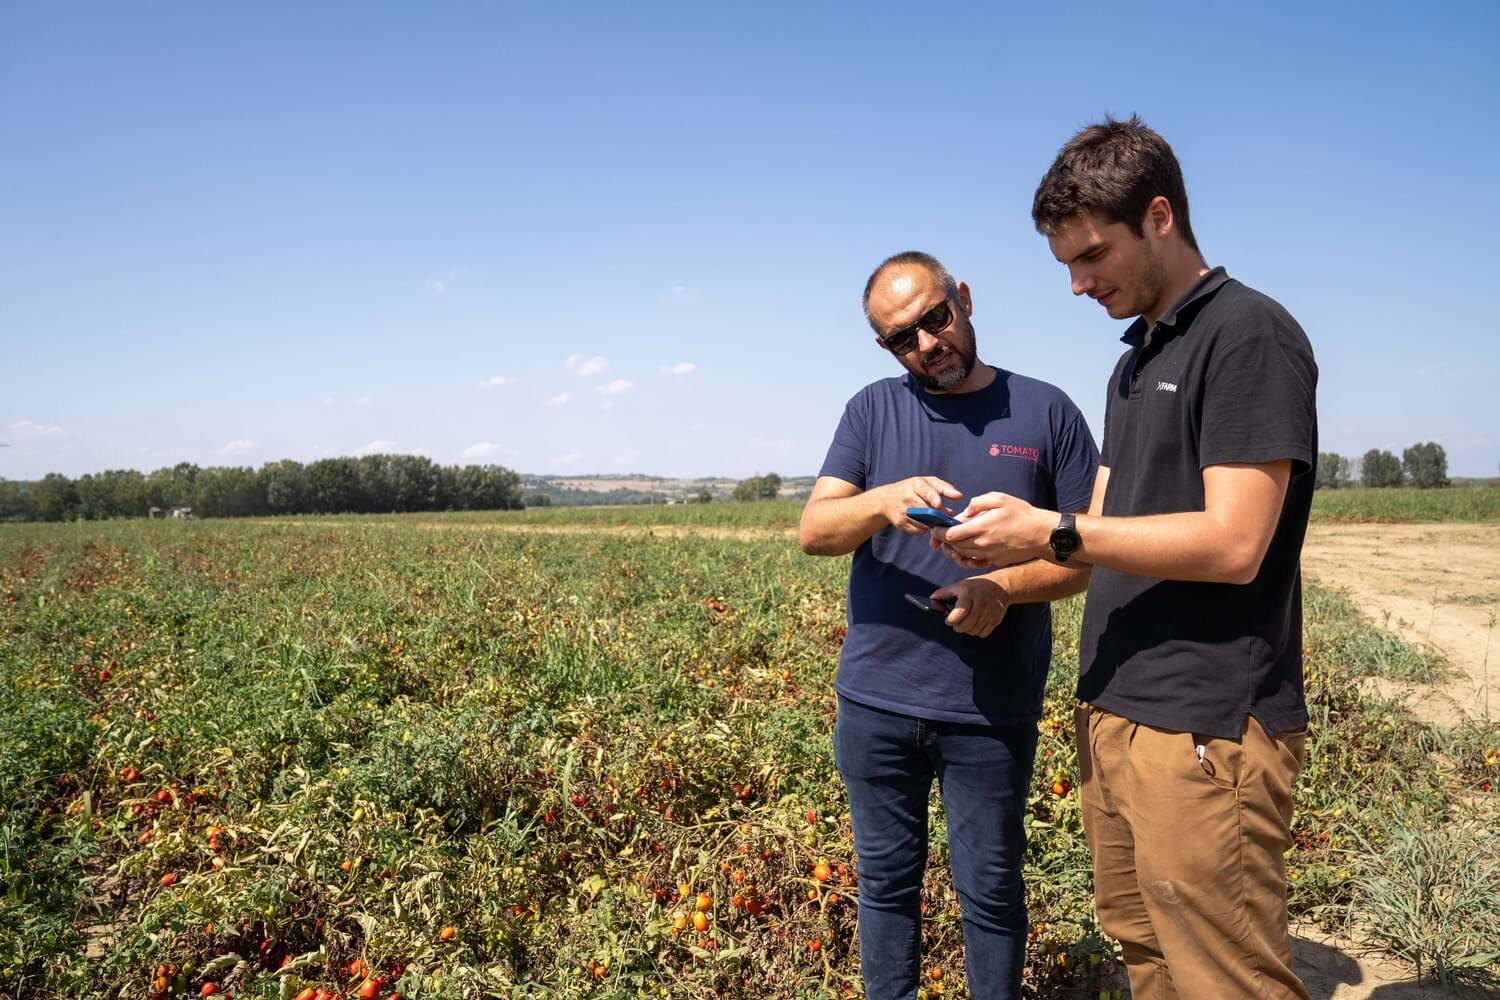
[1293,931,1483,1000]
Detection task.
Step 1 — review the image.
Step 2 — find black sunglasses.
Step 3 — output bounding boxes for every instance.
[879,294,955,355]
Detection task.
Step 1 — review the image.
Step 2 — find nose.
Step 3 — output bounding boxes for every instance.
[1070,267,1093,297]
[915,328,944,354]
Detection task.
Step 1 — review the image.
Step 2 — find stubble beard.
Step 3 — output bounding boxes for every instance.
[1134,240,1169,322]
[911,333,978,391]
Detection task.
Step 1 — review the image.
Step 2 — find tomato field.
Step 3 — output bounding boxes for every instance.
[2,508,1496,998]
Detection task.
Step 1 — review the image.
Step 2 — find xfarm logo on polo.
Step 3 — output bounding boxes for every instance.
[1156,380,1179,393]
[988,443,1040,463]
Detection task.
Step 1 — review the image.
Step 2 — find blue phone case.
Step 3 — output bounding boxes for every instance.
[905,506,960,528]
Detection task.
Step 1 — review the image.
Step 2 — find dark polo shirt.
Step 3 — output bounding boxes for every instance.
[1078,267,1318,739]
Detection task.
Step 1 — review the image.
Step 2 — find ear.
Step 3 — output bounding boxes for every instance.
[956,281,973,317]
[873,334,888,351]
[1145,196,1174,239]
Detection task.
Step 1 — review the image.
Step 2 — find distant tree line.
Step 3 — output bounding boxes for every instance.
[1315,442,1449,490]
[0,454,524,522]
[733,473,783,501]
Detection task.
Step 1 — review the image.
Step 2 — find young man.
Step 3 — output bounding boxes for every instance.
[799,251,1097,1000]
[935,117,1318,998]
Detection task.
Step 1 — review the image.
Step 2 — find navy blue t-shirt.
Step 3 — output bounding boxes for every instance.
[818,368,1099,725]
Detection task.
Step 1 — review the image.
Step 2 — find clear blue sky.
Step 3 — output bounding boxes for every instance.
[3,2,1496,480]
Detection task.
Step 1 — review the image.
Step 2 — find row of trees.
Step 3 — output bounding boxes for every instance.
[1316,442,1449,490]
[733,472,783,501]
[0,455,524,522]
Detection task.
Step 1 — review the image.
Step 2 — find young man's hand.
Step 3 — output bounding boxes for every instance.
[936,493,1055,566]
[877,476,963,534]
[929,576,1010,637]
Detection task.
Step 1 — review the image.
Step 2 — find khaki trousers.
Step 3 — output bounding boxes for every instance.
[1075,704,1309,1000]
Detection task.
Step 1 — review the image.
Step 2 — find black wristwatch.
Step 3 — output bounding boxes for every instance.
[1049,513,1081,563]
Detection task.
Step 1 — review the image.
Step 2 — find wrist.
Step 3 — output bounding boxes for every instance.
[1046,511,1082,564]
[1034,509,1059,554]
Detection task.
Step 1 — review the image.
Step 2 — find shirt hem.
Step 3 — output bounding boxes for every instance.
[1077,691,1306,741]
[1200,442,1313,472]
[835,681,1043,728]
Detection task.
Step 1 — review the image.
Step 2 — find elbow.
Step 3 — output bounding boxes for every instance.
[1218,546,1267,586]
[798,525,848,557]
[798,522,828,556]
[799,533,843,557]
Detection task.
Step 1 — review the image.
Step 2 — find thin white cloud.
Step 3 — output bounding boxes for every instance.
[662,285,702,304]
[353,439,398,456]
[461,442,499,459]
[595,379,633,396]
[8,419,65,438]
[564,353,608,376]
[353,395,373,407]
[477,375,515,389]
[321,396,336,406]
[660,361,697,376]
[549,452,583,468]
[609,448,642,471]
[427,280,448,295]
[545,392,572,407]
[221,439,256,454]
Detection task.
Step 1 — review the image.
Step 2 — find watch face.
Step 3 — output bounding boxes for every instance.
[1050,526,1081,555]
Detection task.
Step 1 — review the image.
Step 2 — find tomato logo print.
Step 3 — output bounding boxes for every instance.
[988,444,1000,457]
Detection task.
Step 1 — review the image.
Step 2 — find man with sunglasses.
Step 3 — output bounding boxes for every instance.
[798,251,1099,1000]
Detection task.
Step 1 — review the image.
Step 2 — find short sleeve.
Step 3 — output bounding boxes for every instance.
[1098,351,1131,468]
[1200,321,1316,473]
[817,391,871,489]
[1099,380,1115,468]
[1053,407,1100,513]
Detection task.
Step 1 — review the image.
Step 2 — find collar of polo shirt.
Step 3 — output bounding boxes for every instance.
[1122,266,1232,346]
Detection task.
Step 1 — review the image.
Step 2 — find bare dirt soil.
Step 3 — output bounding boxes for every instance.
[1290,522,1500,999]
[1301,522,1500,728]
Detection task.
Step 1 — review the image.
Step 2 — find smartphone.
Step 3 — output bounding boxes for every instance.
[905,506,960,529]
[904,592,954,616]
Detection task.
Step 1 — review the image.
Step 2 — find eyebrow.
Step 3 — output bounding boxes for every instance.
[887,298,946,335]
[1063,241,1107,265]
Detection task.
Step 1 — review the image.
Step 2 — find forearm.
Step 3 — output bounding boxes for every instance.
[946,464,1288,585]
[985,560,1090,604]
[1070,510,1265,584]
[798,492,888,556]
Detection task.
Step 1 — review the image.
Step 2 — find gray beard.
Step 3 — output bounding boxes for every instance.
[914,350,975,390]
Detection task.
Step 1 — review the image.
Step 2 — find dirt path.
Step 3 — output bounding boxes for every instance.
[1291,522,1499,999]
[1292,923,1458,1000]
[1301,522,1500,727]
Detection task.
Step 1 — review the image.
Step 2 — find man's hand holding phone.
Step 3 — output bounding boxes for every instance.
[929,576,1010,638]
[877,476,962,534]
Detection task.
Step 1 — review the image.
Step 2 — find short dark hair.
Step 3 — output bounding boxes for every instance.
[1032,114,1200,254]
[862,250,956,332]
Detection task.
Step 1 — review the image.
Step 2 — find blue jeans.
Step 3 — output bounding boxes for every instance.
[834,695,1038,1000]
